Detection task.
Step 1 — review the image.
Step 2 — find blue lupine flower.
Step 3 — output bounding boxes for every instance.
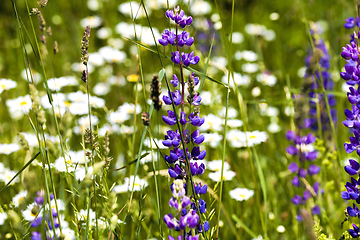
[160,6,209,239]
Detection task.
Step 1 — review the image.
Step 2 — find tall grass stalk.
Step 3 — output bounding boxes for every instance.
[215,0,234,238]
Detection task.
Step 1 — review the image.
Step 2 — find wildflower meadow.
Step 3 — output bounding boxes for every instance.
[1,0,360,239]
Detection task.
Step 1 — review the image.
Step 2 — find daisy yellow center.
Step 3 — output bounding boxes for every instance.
[134,183,140,187]
[0,84,6,89]
[249,135,256,139]
[127,74,138,82]
[66,159,72,164]
[20,101,27,106]
[18,197,25,203]
[239,194,246,199]
[64,101,71,107]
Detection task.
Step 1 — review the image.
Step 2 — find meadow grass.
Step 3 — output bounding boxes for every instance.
[0,0,358,239]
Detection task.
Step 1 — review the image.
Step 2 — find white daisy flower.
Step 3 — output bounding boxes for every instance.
[96,27,112,39]
[297,66,306,78]
[0,212,7,225]
[0,143,20,155]
[99,46,126,63]
[268,122,281,133]
[222,72,250,88]
[67,91,88,103]
[227,130,268,147]
[0,79,17,94]
[263,29,276,41]
[245,23,267,35]
[109,111,130,125]
[22,202,42,221]
[140,150,158,163]
[47,76,78,91]
[234,51,242,60]
[98,123,120,136]
[88,52,105,66]
[113,175,148,193]
[107,38,124,49]
[276,225,286,233]
[269,12,279,21]
[229,188,254,201]
[342,82,352,93]
[227,119,243,128]
[118,2,148,19]
[190,0,212,15]
[199,114,223,132]
[118,102,142,115]
[69,102,89,115]
[208,170,236,181]
[284,106,294,116]
[90,96,105,108]
[256,72,277,86]
[207,160,230,172]
[53,156,76,172]
[20,132,39,147]
[143,138,167,149]
[87,0,100,11]
[71,62,94,73]
[203,132,223,148]
[6,95,32,119]
[47,199,66,213]
[231,32,244,44]
[115,23,161,46]
[146,0,178,9]
[41,93,67,109]
[73,115,99,134]
[218,107,238,118]
[12,190,28,207]
[241,50,258,62]
[21,68,41,83]
[263,106,279,117]
[119,125,134,135]
[242,63,259,73]
[251,87,261,97]
[93,82,110,96]
[80,16,102,28]
[200,91,212,105]
[78,208,96,224]
[75,166,93,181]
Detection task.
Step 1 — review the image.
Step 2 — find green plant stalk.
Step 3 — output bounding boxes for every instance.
[15,0,66,235]
[83,62,98,238]
[21,0,80,236]
[27,114,58,237]
[215,0,234,238]
[213,0,268,238]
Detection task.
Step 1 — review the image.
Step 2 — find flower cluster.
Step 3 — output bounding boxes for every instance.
[304,29,336,133]
[159,6,199,67]
[286,131,322,220]
[26,191,61,240]
[159,6,209,239]
[340,19,360,238]
[163,180,209,240]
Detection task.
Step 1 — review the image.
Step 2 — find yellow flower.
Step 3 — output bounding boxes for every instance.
[127,74,138,82]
